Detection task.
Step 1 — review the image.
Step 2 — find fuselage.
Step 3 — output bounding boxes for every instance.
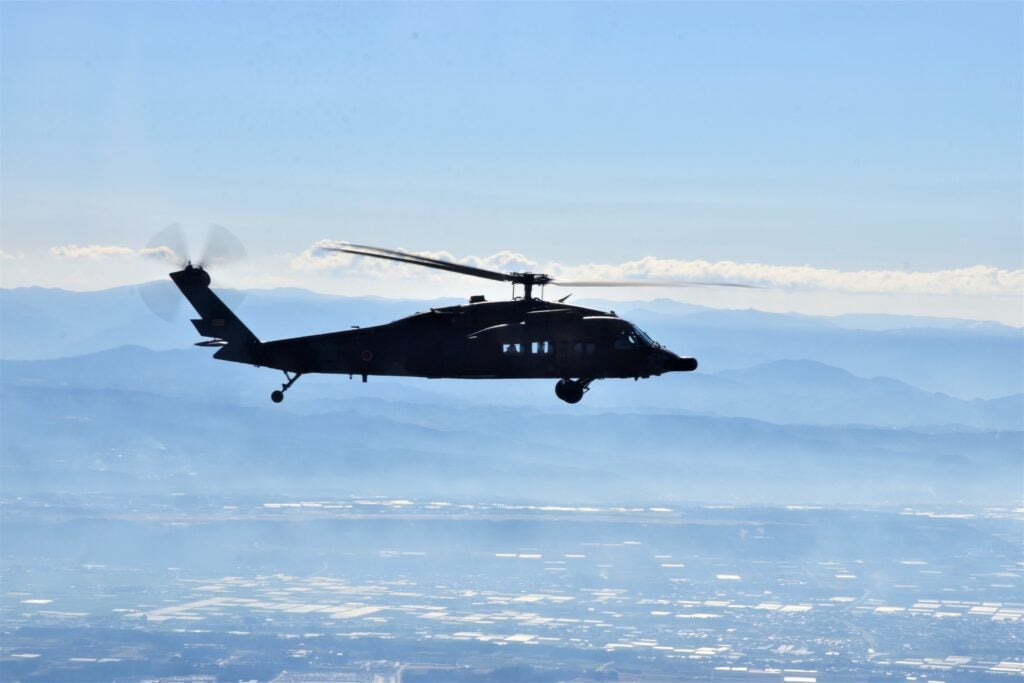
[238,297,696,380]
[170,263,698,403]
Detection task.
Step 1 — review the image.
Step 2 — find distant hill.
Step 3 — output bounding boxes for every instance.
[0,283,460,359]
[2,379,1019,506]
[621,307,1022,399]
[2,284,1022,399]
[2,348,1019,430]
[701,359,1022,430]
[3,338,1021,506]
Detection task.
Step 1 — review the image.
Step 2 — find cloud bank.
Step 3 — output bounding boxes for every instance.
[294,240,1023,297]
[50,244,179,263]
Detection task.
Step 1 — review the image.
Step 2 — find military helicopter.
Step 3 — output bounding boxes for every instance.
[168,242,752,404]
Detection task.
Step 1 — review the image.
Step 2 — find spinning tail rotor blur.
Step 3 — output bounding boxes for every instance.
[138,223,248,322]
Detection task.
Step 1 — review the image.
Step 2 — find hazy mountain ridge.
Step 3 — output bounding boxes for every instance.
[2,346,1019,430]
[626,311,1022,400]
[3,381,1019,505]
[3,286,1021,506]
[0,283,461,360]
[706,359,1023,429]
[2,284,1022,398]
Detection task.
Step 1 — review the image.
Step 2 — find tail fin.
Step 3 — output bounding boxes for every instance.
[170,265,260,357]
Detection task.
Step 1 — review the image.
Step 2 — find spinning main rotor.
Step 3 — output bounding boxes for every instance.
[317,243,755,300]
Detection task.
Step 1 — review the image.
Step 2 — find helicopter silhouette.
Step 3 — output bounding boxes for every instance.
[170,242,753,404]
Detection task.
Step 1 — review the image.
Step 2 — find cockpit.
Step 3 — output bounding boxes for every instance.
[614,325,659,350]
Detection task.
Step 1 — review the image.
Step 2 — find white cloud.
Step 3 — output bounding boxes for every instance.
[1,249,27,260]
[553,258,1023,296]
[294,241,1024,297]
[49,244,179,263]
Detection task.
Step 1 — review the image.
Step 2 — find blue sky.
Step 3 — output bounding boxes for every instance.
[2,2,1021,321]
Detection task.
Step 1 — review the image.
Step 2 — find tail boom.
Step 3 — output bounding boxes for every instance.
[170,265,260,360]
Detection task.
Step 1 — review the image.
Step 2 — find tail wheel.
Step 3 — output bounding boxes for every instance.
[270,371,302,403]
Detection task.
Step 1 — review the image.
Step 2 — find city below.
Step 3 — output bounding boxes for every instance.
[2,495,1021,681]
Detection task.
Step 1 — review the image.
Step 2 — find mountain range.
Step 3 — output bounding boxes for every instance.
[1,284,1020,506]
[2,346,1020,430]
[3,283,1021,399]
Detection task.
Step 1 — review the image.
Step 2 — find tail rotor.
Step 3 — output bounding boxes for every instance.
[137,223,248,322]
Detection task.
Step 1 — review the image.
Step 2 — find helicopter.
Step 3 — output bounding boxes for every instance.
[169,242,752,404]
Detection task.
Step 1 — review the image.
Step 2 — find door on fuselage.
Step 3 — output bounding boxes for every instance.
[554,338,597,378]
[501,340,555,378]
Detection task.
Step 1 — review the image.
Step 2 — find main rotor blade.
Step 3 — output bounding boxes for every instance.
[553,279,759,289]
[320,243,514,284]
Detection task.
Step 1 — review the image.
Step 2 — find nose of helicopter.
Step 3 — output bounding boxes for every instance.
[661,351,698,372]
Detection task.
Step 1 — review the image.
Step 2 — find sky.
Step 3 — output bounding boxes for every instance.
[2,1,1022,323]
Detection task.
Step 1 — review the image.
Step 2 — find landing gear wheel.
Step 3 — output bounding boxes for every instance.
[270,371,302,403]
[555,379,586,404]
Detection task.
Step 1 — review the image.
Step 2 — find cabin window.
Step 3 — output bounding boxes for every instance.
[503,342,552,354]
[572,341,596,356]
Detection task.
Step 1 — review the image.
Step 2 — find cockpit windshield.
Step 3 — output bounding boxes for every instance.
[614,325,658,350]
[633,326,658,347]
